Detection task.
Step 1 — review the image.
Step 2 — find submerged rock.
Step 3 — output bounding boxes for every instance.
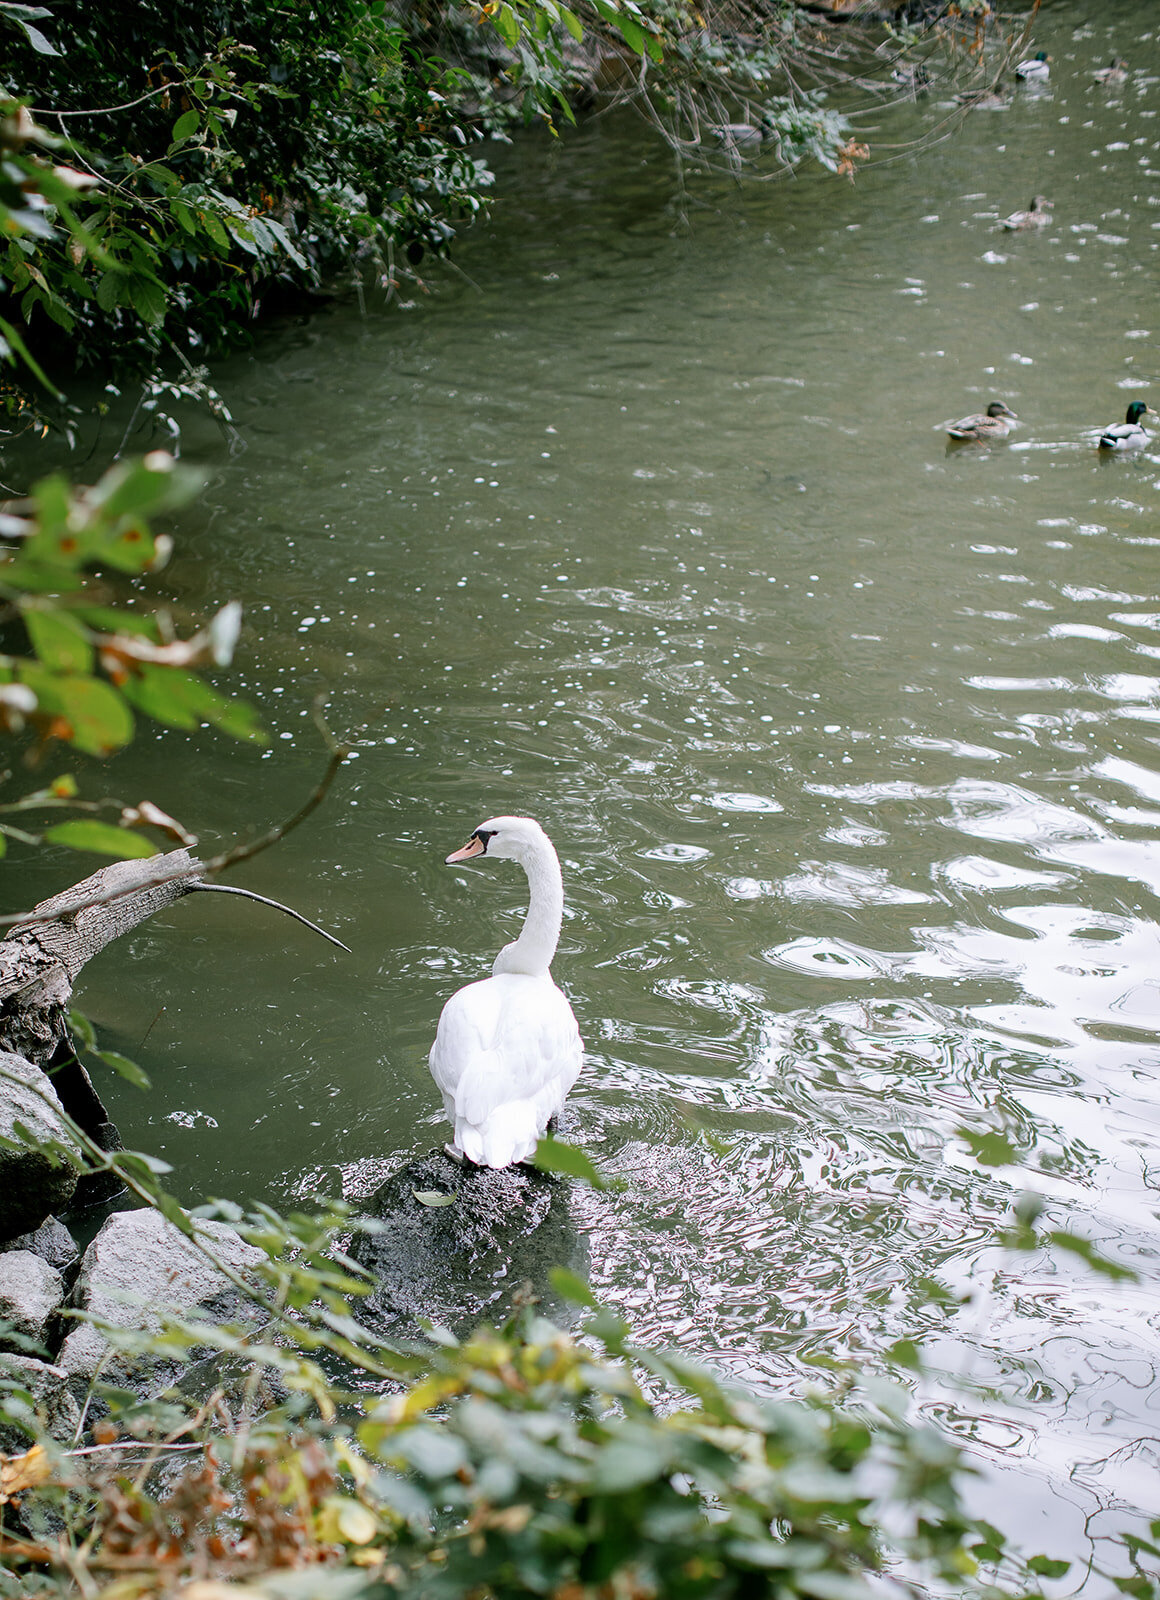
[348,1149,583,1338]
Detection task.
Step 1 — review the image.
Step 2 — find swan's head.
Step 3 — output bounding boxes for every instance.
[445,815,550,866]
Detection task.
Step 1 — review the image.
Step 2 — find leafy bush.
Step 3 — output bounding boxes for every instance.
[0,0,494,395]
[0,451,261,859]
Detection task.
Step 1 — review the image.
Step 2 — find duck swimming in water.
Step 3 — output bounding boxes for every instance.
[1093,58,1129,85]
[1001,195,1053,230]
[946,401,1018,443]
[954,81,1009,111]
[428,816,583,1169]
[1015,52,1050,82]
[1098,400,1155,451]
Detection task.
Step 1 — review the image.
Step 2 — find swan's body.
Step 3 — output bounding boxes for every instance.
[428,816,582,1169]
[1015,52,1050,82]
[1099,400,1155,452]
[946,400,1018,443]
[1001,195,1053,231]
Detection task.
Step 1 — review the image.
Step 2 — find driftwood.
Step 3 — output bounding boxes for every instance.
[0,849,347,1225]
[0,849,207,1066]
[0,848,348,1067]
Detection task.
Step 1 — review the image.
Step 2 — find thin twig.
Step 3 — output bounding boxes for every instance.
[0,711,350,934]
[27,85,177,119]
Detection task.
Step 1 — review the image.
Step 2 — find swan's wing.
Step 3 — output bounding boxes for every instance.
[429,975,582,1128]
[428,978,504,1100]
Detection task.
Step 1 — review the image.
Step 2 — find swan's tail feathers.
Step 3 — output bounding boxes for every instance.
[457,1101,541,1169]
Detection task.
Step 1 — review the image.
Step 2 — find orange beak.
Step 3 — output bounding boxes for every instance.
[446,834,486,865]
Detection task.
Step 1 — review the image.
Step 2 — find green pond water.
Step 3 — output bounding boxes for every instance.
[12,0,1160,1573]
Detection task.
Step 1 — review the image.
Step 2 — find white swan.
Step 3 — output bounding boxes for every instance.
[428,816,583,1169]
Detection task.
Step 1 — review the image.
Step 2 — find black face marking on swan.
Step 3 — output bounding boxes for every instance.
[473,828,496,853]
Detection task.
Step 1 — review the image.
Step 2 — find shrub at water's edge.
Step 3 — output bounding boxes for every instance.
[0,1109,1099,1600]
[1,0,1025,421]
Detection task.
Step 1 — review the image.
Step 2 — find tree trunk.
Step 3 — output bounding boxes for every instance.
[0,848,205,1066]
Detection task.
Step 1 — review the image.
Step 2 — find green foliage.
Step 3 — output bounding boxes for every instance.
[0,452,263,859]
[0,0,979,408]
[999,1190,1138,1283]
[0,0,495,396]
[354,1307,980,1599]
[0,1058,1128,1600]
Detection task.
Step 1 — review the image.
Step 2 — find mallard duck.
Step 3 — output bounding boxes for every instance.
[1001,195,1053,230]
[1098,400,1156,451]
[955,81,1010,111]
[1093,58,1128,84]
[1015,52,1051,82]
[429,816,583,1169]
[946,401,1019,442]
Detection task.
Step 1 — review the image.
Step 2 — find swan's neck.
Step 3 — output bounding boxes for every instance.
[492,841,564,978]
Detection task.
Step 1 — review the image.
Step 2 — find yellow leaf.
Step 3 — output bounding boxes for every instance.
[316,1495,379,1546]
[0,1443,51,1502]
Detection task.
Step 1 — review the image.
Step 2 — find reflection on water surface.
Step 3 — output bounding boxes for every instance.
[22,0,1160,1576]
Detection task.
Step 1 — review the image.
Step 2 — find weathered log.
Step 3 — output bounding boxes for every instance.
[0,849,346,1232]
[0,847,347,1066]
[0,849,205,1065]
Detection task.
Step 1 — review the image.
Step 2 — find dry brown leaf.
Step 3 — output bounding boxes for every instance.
[0,1442,51,1502]
[120,800,199,846]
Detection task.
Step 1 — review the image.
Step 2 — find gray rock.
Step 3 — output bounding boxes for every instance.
[0,1352,81,1450]
[0,1053,80,1238]
[0,1251,64,1348]
[1,1216,78,1277]
[348,1149,583,1339]
[57,1208,266,1393]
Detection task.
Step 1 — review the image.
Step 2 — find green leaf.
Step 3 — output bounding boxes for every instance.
[68,1009,97,1051]
[491,4,519,46]
[199,210,230,251]
[957,1126,1019,1167]
[0,315,62,398]
[97,1050,151,1090]
[1028,1557,1071,1579]
[885,1338,922,1371]
[549,1266,600,1307]
[18,668,134,754]
[171,109,200,143]
[24,610,94,675]
[1047,1230,1138,1283]
[558,5,584,39]
[156,1191,194,1236]
[89,456,202,523]
[95,272,123,313]
[71,607,159,639]
[118,665,265,743]
[44,820,155,858]
[127,274,167,327]
[10,16,59,53]
[412,1190,455,1208]
[588,0,652,58]
[532,1135,607,1186]
[591,1432,668,1492]
[169,198,198,236]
